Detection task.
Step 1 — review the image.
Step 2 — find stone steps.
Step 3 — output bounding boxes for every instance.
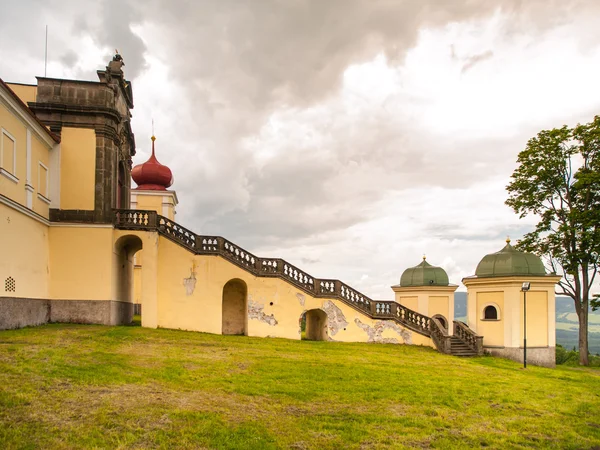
[450,337,477,357]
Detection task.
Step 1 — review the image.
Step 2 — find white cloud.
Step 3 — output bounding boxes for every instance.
[2,0,600,300]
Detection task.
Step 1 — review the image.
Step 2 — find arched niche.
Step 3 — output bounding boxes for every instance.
[222,279,248,335]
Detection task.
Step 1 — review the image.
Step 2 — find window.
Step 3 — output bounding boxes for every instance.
[37,161,50,203]
[0,128,17,182]
[483,305,499,320]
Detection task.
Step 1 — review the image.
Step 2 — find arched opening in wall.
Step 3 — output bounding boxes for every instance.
[114,235,143,325]
[304,309,328,341]
[433,314,447,330]
[222,279,247,335]
[483,305,499,320]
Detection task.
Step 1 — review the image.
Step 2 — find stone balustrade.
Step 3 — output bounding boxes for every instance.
[114,209,480,349]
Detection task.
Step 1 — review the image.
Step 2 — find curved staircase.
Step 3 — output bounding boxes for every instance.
[115,209,483,357]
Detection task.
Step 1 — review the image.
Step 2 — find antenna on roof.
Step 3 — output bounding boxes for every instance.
[44,25,48,77]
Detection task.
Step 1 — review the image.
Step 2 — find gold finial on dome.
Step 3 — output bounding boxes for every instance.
[151,135,156,142]
[423,254,426,261]
[151,118,156,142]
[506,236,511,244]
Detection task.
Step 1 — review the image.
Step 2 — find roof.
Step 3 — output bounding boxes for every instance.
[400,258,449,287]
[0,78,60,143]
[475,241,546,277]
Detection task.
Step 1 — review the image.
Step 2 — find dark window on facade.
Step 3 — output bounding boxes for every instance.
[484,305,498,320]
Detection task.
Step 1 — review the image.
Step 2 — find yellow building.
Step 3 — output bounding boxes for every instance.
[0,55,558,366]
[463,239,560,367]
[1,55,136,327]
[393,257,457,333]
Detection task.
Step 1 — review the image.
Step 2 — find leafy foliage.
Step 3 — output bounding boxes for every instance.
[506,116,600,365]
[556,344,600,367]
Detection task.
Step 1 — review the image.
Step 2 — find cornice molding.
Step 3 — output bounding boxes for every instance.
[0,83,57,148]
[0,193,49,226]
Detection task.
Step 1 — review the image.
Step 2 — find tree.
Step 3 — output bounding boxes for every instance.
[506,116,600,366]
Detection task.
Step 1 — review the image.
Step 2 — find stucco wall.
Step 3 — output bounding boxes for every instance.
[151,236,433,347]
[59,127,96,210]
[465,275,558,367]
[1,102,28,205]
[5,84,37,104]
[397,295,418,312]
[49,226,114,300]
[31,132,51,217]
[476,291,504,347]
[428,295,450,321]
[0,203,49,299]
[520,291,548,347]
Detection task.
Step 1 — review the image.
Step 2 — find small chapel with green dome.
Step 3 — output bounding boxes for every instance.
[393,257,457,336]
[462,239,560,367]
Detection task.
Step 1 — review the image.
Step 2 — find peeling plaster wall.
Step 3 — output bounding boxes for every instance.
[322,300,348,340]
[152,236,434,348]
[183,270,197,295]
[355,318,413,344]
[248,297,278,326]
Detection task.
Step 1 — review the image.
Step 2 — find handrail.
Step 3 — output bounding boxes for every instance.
[453,321,484,355]
[430,317,452,354]
[114,209,438,339]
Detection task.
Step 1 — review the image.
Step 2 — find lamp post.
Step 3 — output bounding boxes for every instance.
[521,282,531,368]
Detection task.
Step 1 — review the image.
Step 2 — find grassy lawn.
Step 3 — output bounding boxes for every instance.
[1,325,599,449]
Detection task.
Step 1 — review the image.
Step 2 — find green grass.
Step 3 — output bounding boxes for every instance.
[1,325,600,449]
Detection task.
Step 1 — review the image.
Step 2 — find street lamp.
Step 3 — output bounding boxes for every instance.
[521,282,531,368]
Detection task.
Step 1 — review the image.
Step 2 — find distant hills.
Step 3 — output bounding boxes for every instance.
[453,293,600,354]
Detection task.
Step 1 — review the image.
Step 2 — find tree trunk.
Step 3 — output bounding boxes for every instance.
[578,299,589,366]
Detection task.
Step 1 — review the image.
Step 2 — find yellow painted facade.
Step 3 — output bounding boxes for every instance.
[463,276,559,351]
[142,236,432,345]
[0,202,49,299]
[398,296,418,312]
[475,291,504,347]
[392,285,456,334]
[0,60,559,365]
[59,127,96,210]
[520,291,548,347]
[1,103,28,205]
[130,189,178,311]
[131,190,178,220]
[49,226,115,300]
[6,83,37,104]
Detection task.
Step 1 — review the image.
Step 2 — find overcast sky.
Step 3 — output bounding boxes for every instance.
[2,0,600,298]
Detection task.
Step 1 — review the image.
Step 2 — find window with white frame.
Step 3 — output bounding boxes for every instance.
[482,305,500,320]
[38,161,49,201]
[0,128,17,182]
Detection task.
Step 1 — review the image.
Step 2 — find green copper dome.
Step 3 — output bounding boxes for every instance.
[475,240,546,277]
[400,258,449,287]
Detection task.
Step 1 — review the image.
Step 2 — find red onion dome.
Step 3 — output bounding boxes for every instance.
[131,136,173,190]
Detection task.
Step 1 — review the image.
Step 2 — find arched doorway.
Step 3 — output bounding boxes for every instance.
[222,279,247,335]
[114,235,143,324]
[433,314,448,331]
[304,309,328,341]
